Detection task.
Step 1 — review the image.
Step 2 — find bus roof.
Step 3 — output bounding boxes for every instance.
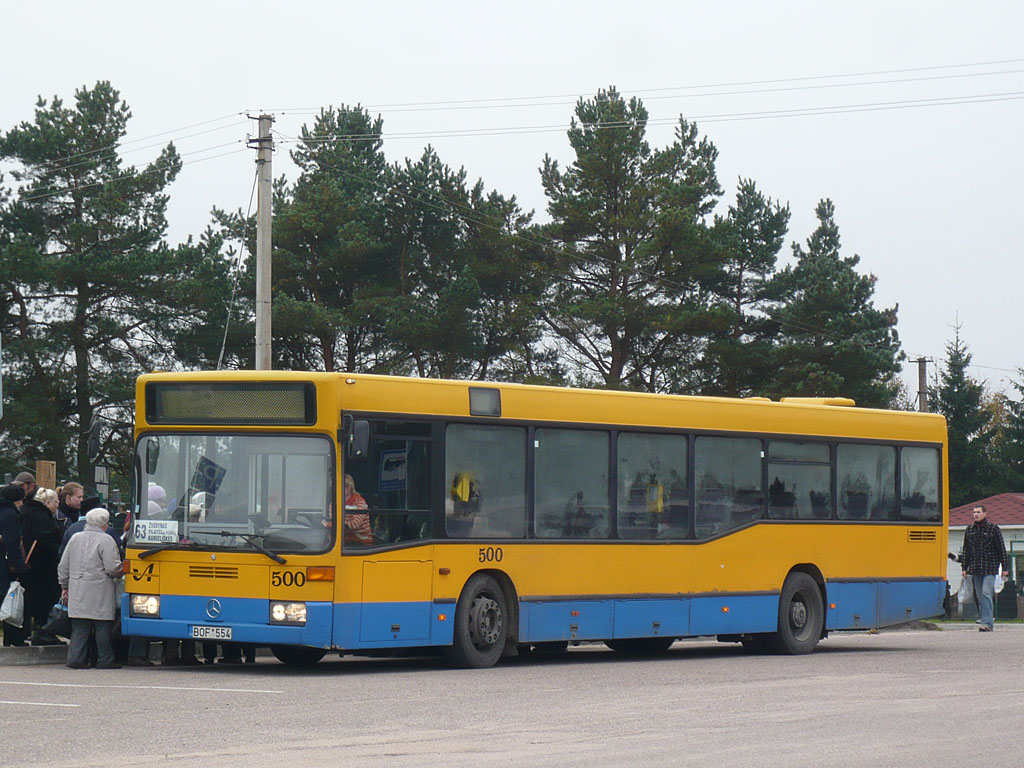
[136,371,946,444]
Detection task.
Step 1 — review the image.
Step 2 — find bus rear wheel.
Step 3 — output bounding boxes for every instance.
[604,637,674,655]
[447,574,508,669]
[771,572,824,655]
[270,645,327,666]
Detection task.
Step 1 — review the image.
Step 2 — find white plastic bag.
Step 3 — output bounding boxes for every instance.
[995,571,1006,594]
[957,576,974,605]
[0,580,25,628]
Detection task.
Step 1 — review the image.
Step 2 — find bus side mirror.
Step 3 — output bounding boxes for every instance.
[341,416,369,459]
[145,438,160,474]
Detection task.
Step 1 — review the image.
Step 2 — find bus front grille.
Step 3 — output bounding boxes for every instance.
[188,565,240,579]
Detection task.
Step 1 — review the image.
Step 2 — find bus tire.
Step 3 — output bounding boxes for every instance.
[270,645,327,666]
[446,573,508,669]
[771,572,824,655]
[604,637,674,655]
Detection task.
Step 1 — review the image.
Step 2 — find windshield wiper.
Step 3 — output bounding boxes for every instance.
[137,541,198,559]
[211,531,287,564]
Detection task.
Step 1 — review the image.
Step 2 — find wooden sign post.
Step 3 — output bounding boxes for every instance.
[35,460,56,491]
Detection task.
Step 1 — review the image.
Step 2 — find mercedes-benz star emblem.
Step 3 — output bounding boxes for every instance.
[206,599,222,619]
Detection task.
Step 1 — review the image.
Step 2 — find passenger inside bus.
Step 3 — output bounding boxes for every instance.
[343,474,373,545]
[447,472,480,537]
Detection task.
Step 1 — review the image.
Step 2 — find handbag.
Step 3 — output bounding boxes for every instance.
[42,602,72,638]
[0,580,25,627]
[957,576,974,605]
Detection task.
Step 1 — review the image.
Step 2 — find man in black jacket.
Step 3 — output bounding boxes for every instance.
[1,484,30,646]
[961,503,1009,632]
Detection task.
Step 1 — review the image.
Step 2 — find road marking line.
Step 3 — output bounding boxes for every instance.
[0,700,80,707]
[0,681,282,694]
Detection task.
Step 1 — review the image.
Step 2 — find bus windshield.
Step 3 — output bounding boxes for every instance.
[132,433,334,554]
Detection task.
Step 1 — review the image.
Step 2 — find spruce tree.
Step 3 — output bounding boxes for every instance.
[705,179,790,396]
[769,199,902,407]
[931,327,988,506]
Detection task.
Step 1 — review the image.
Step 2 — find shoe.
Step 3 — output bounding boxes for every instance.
[3,641,29,648]
[218,657,242,664]
[66,662,91,669]
[979,625,994,632]
[125,656,154,667]
[975,619,984,625]
[96,663,122,669]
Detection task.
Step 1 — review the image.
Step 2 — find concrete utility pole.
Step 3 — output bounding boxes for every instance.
[250,114,274,370]
[915,357,929,412]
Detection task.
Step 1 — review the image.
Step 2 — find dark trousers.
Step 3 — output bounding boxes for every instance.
[67,618,115,667]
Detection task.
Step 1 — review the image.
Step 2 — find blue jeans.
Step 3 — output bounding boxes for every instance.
[972,574,995,628]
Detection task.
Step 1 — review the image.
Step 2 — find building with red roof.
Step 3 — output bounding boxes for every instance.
[948,493,1024,593]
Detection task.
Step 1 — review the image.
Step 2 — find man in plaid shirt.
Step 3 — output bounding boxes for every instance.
[961,504,1008,631]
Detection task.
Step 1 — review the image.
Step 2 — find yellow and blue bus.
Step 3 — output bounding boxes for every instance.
[123,371,947,667]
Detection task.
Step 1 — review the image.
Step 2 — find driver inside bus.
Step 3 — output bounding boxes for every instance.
[343,474,372,545]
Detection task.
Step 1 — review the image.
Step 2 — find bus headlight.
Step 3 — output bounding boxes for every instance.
[269,601,307,625]
[130,594,161,618]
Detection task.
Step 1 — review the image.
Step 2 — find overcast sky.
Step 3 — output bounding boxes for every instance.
[3,1,1022,399]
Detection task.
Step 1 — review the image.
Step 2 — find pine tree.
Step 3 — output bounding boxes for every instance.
[539,87,725,392]
[0,82,182,481]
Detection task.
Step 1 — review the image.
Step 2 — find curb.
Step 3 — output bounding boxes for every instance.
[0,644,69,665]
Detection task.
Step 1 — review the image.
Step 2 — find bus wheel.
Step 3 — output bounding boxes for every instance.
[771,572,824,655]
[270,645,327,666]
[447,574,508,669]
[604,637,674,655]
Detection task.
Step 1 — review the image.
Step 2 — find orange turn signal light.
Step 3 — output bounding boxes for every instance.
[123,559,131,574]
[721,606,730,613]
[829,603,837,610]
[306,566,335,582]
[437,614,448,621]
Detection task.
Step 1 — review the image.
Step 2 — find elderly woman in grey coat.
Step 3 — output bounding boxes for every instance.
[57,508,124,669]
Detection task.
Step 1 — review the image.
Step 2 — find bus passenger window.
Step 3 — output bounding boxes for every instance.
[445,424,526,538]
[837,444,896,520]
[617,432,689,540]
[766,441,832,520]
[695,437,763,537]
[900,446,940,522]
[535,429,610,539]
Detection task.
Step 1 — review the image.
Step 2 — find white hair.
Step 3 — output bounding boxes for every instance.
[35,487,58,507]
[85,508,110,527]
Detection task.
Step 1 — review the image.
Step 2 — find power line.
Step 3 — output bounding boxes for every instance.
[272,90,1024,146]
[263,56,1024,113]
[14,144,247,205]
[20,112,246,175]
[12,118,251,180]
